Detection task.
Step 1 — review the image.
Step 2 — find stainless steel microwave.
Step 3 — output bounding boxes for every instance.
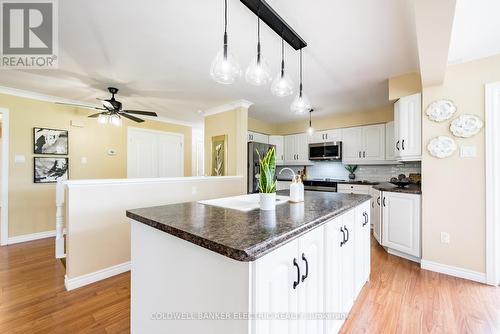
[308,142,342,161]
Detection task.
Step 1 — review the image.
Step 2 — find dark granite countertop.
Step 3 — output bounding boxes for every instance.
[373,182,422,194]
[126,191,371,262]
[337,180,380,186]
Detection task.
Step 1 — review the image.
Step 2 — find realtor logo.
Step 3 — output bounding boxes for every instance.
[1,0,58,68]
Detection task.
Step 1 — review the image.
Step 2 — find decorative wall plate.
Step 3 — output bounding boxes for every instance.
[450,114,483,138]
[426,100,457,122]
[427,136,457,158]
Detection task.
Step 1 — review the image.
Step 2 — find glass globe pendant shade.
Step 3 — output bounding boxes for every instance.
[210,45,241,85]
[271,71,294,97]
[245,54,272,86]
[307,126,315,136]
[290,92,311,114]
[109,114,122,127]
[97,114,108,125]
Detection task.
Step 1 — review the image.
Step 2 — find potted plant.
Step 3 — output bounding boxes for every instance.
[345,164,358,180]
[257,147,277,211]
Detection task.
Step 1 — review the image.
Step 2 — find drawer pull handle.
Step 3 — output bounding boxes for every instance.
[293,258,300,289]
[301,253,309,282]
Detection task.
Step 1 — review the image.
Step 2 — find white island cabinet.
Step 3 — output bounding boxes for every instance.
[129,196,371,334]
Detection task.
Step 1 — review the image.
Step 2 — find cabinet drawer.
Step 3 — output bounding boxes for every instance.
[337,184,371,194]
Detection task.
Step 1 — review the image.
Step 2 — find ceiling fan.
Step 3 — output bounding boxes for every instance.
[57,87,158,126]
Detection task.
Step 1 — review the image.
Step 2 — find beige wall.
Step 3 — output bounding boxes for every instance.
[422,54,500,273]
[248,117,278,135]
[0,93,192,237]
[388,72,422,101]
[65,176,244,281]
[204,107,248,186]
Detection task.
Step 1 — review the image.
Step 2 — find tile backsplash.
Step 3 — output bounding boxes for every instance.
[277,161,421,182]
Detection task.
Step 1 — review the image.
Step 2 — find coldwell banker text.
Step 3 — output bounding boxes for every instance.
[1,0,58,69]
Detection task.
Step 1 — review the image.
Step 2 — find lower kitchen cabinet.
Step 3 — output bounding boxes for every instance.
[381,192,421,258]
[354,201,371,297]
[337,184,372,195]
[371,188,382,246]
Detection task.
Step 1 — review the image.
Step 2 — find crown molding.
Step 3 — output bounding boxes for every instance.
[202,99,254,117]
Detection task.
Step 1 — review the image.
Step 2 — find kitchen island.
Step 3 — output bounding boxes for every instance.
[126,191,371,334]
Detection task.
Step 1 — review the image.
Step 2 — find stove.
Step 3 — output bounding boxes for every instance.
[303,178,345,192]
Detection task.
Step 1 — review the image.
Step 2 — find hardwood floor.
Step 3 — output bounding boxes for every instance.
[1,236,500,333]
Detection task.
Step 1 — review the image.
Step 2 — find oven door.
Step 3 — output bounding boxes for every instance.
[309,142,342,160]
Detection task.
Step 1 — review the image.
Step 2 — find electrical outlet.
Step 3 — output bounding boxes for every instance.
[440,232,450,244]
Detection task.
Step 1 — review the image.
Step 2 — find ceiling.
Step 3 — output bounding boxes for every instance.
[0,0,420,124]
[448,0,500,65]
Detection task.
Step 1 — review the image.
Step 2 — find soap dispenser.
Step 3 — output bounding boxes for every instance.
[279,168,304,203]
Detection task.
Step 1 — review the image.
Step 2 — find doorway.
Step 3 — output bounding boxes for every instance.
[486,82,500,285]
[0,108,9,246]
[127,127,184,178]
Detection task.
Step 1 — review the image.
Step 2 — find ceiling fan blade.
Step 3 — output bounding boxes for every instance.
[88,112,104,118]
[122,110,158,117]
[56,102,104,110]
[101,100,115,111]
[120,113,144,123]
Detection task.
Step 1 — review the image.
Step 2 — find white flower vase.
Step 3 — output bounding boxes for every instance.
[260,192,276,211]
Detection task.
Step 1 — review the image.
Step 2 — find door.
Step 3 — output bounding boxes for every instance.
[269,135,284,164]
[382,192,421,257]
[284,135,296,163]
[394,100,402,159]
[298,226,324,334]
[325,129,342,142]
[253,239,299,334]
[248,131,269,144]
[295,133,309,163]
[371,188,382,245]
[325,216,344,334]
[340,209,355,314]
[354,201,371,297]
[341,127,362,163]
[128,128,183,178]
[362,124,385,161]
[308,131,327,144]
[400,93,422,158]
[385,121,396,161]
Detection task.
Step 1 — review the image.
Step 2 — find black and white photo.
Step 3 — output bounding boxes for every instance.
[34,157,69,183]
[33,128,68,155]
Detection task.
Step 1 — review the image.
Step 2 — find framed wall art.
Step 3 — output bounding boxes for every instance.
[33,127,68,155]
[34,157,69,183]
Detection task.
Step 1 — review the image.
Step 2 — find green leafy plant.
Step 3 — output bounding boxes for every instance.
[345,164,358,174]
[257,147,277,193]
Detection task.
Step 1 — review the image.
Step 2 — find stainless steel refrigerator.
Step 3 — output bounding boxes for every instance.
[248,142,275,194]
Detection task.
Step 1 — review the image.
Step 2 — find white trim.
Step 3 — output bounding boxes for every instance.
[0,108,9,246]
[387,248,421,263]
[485,82,500,286]
[7,230,56,245]
[202,99,254,116]
[64,176,243,187]
[421,259,486,284]
[64,262,130,291]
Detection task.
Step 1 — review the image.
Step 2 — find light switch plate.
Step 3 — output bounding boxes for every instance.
[460,145,476,158]
[14,154,26,163]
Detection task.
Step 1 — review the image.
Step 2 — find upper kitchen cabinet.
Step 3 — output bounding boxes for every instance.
[308,129,342,144]
[284,134,311,165]
[248,131,269,144]
[385,121,397,161]
[268,135,284,165]
[394,93,422,161]
[342,124,385,164]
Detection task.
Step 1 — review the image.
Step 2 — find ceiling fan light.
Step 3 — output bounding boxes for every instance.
[110,114,122,127]
[290,92,311,114]
[210,47,241,84]
[271,72,294,97]
[97,114,109,125]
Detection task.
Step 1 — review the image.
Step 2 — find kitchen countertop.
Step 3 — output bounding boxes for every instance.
[337,180,380,186]
[126,191,371,262]
[373,182,422,194]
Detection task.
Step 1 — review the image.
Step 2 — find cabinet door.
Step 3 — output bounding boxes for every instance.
[248,131,254,142]
[340,209,355,314]
[253,239,299,334]
[269,135,284,164]
[284,135,296,163]
[400,93,421,159]
[362,124,385,161]
[385,121,396,161]
[341,127,363,163]
[309,131,327,144]
[325,129,342,142]
[371,189,382,246]
[324,217,344,334]
[298,226,324,334]
[354,201,371,297]
[394,100,403,159]
[382,192,421,257]
[253,132,269,144]
[295,133,310,163]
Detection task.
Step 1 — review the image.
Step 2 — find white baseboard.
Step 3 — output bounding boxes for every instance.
[420,259,486,284]
[7,230,56,244]
[64,262,130,291]
[387,248,421,263]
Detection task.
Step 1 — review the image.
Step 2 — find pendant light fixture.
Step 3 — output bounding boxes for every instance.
[245,3,271,86]
[271,37,294,97]
[210,0,241,84]
[307,108,314,135]
[290,48,311,113]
